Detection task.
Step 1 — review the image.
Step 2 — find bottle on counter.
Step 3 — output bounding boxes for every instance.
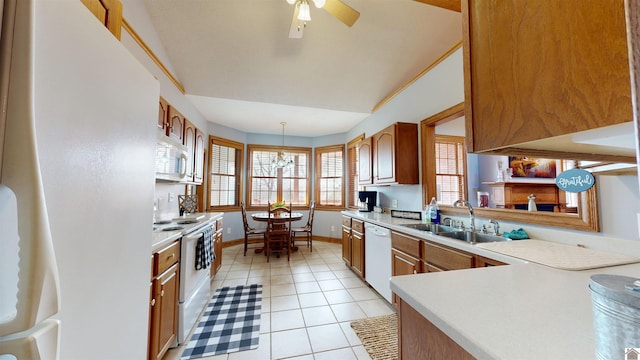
[428,197,440,224]
[422,204,429,224]
[527,194,537,212]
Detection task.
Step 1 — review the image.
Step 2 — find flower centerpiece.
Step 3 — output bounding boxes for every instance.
[271,201,286,216]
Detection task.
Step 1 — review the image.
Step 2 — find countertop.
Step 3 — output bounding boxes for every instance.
[390,262,640,359]
[151,212,223,252]
[342,210,640,359]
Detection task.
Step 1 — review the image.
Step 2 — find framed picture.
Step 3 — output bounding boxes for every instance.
[508,157,556,178]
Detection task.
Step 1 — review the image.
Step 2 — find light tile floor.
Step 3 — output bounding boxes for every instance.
[164,241,395,360]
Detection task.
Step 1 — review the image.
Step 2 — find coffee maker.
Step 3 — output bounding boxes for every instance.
[357,191,377,212]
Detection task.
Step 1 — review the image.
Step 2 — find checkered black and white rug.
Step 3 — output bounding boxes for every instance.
[181,284,262,359]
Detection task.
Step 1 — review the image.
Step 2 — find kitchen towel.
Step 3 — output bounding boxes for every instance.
[180,284,262,359]
[195,226,214,270]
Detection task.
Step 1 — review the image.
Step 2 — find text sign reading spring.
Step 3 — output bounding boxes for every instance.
[555,168,595,193]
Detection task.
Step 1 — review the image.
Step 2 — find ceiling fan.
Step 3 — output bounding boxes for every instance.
[286,0,360,39]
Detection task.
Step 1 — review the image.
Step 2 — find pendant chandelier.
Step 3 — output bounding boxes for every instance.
[272,122,294,169]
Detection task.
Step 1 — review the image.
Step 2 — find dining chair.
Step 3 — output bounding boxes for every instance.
[292,200,315,252]
[265,202,292,262]
[241,201,266,256]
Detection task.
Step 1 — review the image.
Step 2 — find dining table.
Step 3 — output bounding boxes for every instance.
[251,212,304,252]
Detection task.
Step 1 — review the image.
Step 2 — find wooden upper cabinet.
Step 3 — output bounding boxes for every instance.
[183,119,196,181]
[462,0,632,158]
[194,128,205,184]
[357,137,372,185]
[167,106,185,143]
[158,97,169,132]
[373,123,418,184]
[80,0,123,40]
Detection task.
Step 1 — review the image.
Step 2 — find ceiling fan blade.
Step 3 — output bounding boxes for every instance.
[288,4,304,38]
[323,0,360,27]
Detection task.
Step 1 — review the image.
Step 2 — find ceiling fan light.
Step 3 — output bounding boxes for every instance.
[312,0,326,8]
[298,1,311,21]
[286,0,296,4]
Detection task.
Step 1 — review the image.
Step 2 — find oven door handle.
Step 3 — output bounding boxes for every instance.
[183,232,204,241]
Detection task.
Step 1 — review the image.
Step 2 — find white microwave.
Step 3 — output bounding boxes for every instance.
[155,131,188,182]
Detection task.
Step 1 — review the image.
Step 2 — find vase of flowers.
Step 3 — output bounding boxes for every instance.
[271,201,286,216]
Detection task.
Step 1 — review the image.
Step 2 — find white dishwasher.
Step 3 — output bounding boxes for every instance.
[364,223,392,303]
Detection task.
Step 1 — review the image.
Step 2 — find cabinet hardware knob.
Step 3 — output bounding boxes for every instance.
[161,290,165,297]
[150,298,155,306]
[413,269,417,274]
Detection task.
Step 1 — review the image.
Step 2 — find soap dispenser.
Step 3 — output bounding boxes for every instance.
[428,197,440,224]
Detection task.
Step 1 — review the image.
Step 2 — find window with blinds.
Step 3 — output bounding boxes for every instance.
[208,136,243,210]
[315,145,345,208]
[247,145,311,208]
[435,135,467,205]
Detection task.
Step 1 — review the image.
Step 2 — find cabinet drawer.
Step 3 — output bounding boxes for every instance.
[423,241,473,271]
[342,215,352,228]
[154,240,180,276]
[352,219,364,233]
[391,231,421,258]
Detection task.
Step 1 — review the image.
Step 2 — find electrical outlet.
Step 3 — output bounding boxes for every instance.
[391,199,398,208]
[227,227,231,234]
[168,192,175,202]
[330,225,335,232]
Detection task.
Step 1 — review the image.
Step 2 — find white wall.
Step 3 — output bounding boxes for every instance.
[34,2,159,358]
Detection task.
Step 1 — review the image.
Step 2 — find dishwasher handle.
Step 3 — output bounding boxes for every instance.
[365,224,390,237]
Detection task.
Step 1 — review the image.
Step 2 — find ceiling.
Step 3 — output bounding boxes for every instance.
[143,0,462,136]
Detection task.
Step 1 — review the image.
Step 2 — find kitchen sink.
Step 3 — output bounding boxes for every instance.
[437,230,509,244]
[399,223,456,234]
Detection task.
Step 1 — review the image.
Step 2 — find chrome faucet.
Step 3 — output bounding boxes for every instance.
[453,200,475,232]
[490,219,500,235]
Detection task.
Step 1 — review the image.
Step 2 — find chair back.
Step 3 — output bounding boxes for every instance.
[267,202,293,235]
[306,201,316,228]
[241,201,251,231]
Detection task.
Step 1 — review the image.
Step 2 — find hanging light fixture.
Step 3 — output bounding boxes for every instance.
[297,0,311,22]
[272,122,294,169]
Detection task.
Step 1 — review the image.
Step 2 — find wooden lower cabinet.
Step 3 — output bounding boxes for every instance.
[475,255,507,267]
[423,240,474,271]
[341,225,352,267]
[398,298,475,360]
[212,218,223,277]
[351,228,365,278]
[391,249,421,308]
[149,262,179,360]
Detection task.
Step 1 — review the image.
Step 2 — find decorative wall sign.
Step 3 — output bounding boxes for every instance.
[555,168,595,193]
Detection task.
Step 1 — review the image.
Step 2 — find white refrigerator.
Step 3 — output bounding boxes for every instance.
[0,1,159,359]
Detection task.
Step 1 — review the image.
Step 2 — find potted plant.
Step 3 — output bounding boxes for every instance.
[271,201,286,216]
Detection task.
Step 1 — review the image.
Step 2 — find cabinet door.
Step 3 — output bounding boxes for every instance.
[357,137,372,184]
[167,106,185,143]
[213,229,223,276]
[463,0,631,154]
[183,119,196,181]
[391,249,421,308]
[351,230,365,278]
[158,97,169,132]
[398,298,475,360]
[341,225,352,266]
[194,128,205,184]
[423,241,474,271]
[373,125,395,183]
[80,0,122,39]
[148,281,159,360]
[475,255,506,268]
[155,264,179,360]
